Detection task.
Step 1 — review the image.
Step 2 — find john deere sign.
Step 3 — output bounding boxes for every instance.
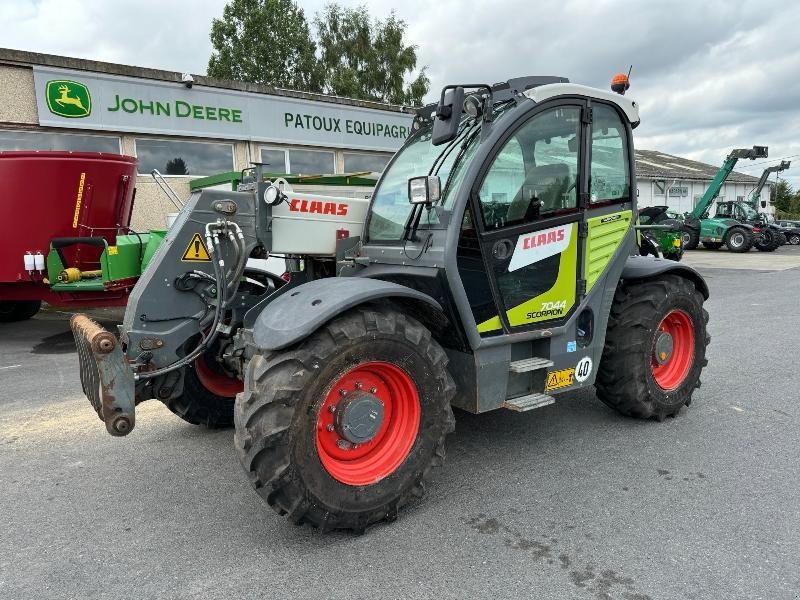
[45,80,91,118]
[33,66,412,152]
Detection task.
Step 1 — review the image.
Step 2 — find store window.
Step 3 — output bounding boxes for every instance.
[260,148,288,172]
[135,139,234,176]
[259,147,336,175]
[343,152,392,173]
[0,129,121,153]
[288,149,335,174]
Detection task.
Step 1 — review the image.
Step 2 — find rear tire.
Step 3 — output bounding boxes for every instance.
[725,226,753,253]
[790,234,800,245]
[235,305,456,531]
[595,275,709,420]
[0,300,41,322]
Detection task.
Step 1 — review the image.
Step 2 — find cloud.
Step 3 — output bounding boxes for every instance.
[2,0,798,187]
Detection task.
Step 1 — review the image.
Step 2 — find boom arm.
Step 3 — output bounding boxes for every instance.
[749,160,790,208]
[687,146,768,219]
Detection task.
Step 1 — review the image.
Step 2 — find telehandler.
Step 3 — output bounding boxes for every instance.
[681,146,768,252]
[72,74,710,531]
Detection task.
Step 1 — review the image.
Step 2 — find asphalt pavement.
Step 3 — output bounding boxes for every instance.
[1,246,799,600]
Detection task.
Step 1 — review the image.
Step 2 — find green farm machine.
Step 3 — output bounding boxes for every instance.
[714,160,791,252]
[71,75,710,531]
[681,146,768,252]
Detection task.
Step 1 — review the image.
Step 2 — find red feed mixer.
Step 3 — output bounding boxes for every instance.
[0,151,138,320]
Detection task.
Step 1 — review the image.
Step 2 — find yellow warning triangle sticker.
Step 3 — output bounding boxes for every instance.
[181,233,211,262]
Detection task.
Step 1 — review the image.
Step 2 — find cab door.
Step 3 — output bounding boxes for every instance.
[458,102,587,335]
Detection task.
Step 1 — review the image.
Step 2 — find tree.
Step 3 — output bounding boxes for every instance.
[771,178,794,213]
[208,0,322,92]
[165,157,189,175]
[314,4,429,105]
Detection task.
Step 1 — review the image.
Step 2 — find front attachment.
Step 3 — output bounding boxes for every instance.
[70,314,136,436]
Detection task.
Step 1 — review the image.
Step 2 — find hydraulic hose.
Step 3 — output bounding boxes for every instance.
[135,220,246,381]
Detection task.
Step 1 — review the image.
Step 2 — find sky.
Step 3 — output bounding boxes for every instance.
[2,0,799,187]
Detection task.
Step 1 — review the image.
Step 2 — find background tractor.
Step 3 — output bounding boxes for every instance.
[713,160,791,252]
[72,74,710,531]
[682,146,768,252]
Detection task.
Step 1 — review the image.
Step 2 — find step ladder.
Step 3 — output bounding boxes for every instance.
[503,356,555,412]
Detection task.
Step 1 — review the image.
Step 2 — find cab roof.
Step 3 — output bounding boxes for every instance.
[523,83,640,125]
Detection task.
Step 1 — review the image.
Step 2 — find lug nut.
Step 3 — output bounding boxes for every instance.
[355,382,363,389]
[328,404,337,413]
[370,387,377,394]
[336,439,351,450]
[326,424,335,432]
[339,389,347,397]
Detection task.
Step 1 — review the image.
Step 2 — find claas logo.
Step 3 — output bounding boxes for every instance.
[289,199,348,216]
[521,227,565,250]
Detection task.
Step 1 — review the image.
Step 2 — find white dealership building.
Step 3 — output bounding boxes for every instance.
[0,48,767,231]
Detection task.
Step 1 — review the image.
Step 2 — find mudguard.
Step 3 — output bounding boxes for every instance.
[621,255,709,299]
[252,277,442,350]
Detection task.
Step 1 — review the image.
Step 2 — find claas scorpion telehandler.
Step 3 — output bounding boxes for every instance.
[72,73,710,531]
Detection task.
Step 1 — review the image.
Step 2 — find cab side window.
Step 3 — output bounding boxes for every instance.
[479,106,580,229]
[589,104,630,203]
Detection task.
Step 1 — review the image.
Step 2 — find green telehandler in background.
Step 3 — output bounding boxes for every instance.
[682,146,768,252]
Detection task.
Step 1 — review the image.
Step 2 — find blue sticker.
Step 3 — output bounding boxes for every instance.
[567,341,577,353]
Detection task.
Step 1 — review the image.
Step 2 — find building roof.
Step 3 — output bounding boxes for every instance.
[635,149,759,183]
[0,47,414,115]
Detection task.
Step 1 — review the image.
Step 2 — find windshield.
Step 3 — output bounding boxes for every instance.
[740,203,759,220]
[366,104,512,242]
[366,122,478,241]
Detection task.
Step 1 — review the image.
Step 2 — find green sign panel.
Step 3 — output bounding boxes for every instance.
[45,79,92,118]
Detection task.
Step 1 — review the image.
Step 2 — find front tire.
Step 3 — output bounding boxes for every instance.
[789,234,800,245]
[235,305,456,531]
[755,229,777,252]
[725,226,753,253]
[595,275,709,420]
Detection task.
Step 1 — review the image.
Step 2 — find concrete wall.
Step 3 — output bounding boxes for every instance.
[0,65,37,124]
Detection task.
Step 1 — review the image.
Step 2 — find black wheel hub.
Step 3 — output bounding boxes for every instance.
[654,331,674,365]
[334,392,385,444]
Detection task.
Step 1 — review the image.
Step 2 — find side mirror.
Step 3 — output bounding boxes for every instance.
[761,200,767,209]
[408,176,441,205]
[432,86,465,146]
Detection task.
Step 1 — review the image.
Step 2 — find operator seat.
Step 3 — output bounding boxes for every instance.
[505,163,573,223]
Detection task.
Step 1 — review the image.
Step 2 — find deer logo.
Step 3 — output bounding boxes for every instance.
[45,80,92,118]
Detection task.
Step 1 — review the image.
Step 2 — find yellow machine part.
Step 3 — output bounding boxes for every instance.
[58,267,102,283]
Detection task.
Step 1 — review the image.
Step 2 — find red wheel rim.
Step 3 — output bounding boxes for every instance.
[193,355,243,397]
[651,309,695,391]
[316,362,421,486]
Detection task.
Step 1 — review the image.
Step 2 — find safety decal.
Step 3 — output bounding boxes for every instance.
[181,233,211,262]
[545,368,575,391]
[575,357,593,382]
[508,223,574,272]
[600,214,622,224]
[566,341,577,353]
